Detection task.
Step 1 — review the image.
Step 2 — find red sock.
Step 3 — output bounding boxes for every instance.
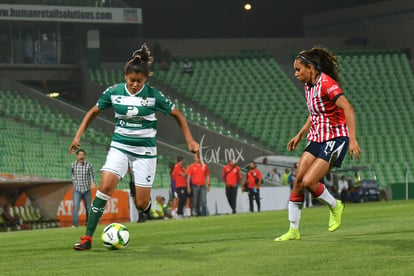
[289,192,304,202]
[311,182,325,197]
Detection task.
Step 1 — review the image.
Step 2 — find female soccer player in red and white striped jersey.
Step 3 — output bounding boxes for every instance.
[275,47,362,241]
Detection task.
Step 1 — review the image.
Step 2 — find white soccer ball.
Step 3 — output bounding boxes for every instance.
[101,223,130,250]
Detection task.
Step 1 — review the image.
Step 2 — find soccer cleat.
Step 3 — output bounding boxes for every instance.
[137,211,147,223]
[328,200,344,232]
[74,235,92,251]
[274,228,300,242]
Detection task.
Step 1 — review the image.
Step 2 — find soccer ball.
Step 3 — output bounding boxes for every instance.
[101,223,130,250]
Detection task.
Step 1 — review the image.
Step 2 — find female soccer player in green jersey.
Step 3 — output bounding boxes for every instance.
[70,44,199,250]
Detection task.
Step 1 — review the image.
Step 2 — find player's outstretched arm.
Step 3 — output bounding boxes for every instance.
[287,117,311,151]
[170,107,199,153]
[335,96,362,160]
[69,105,101,154]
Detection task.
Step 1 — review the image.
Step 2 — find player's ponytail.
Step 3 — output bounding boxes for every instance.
[297,47,340,84]
[125,43,154,77]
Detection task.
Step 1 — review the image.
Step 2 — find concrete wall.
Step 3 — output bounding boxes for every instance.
[0,64,81,82]
[303,0,414,54]
[102,37,352,68]
[96,1,414,66]
[129,186,291,221]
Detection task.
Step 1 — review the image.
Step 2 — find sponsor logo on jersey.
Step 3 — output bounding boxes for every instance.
[119,120,142,127]
[327,85,339,94]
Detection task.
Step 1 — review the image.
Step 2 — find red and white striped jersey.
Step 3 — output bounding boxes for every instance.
[304,72,349,142]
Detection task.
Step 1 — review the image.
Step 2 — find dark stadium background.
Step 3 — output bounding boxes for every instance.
[124,0,381,38]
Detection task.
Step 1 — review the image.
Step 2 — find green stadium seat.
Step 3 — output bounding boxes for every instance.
[149,49,414,189]
[84,49,414,189]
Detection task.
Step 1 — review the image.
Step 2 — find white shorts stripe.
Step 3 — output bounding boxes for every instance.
[328,140,346,165]
[110,141,157,156]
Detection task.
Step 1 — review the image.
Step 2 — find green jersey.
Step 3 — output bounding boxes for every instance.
[97,83,175,157]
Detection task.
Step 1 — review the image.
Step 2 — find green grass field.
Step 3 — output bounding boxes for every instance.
[1,200,413,275]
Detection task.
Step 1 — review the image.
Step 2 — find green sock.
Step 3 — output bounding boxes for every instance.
[86,191,109,237]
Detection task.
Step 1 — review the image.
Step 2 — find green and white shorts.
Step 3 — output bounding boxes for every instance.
[101,147,156,188]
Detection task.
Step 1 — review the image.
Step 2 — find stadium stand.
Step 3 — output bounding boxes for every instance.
[0,203,60,231]
[0,89,223,189]
[3,48,410,191]
[89,53,306,152]
[152,52,308,153]
[88,68,248,143]
[89,49,414,189]
[336,49,414,188]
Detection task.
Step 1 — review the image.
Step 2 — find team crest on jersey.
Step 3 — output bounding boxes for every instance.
[126,106,139,116]
[141,97,148,106]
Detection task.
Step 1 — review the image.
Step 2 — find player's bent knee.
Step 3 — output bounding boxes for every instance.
[98,186,115,197]
[292,186,304,194]
[135,198,150,211]
[301,176,316,189]
[292,180,305,192]
[135,186,151,210]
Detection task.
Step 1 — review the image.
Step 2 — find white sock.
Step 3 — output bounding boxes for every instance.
[316,187,337,208]
[96,190,110,201]
[288,201,303,229]
[184,207,191,217]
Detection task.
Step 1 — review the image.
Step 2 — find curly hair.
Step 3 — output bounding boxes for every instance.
[125,43,154,77]
[297,47,340,84]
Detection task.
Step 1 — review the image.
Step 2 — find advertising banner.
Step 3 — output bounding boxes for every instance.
[0,4,142,24]
[56,187,130,227]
